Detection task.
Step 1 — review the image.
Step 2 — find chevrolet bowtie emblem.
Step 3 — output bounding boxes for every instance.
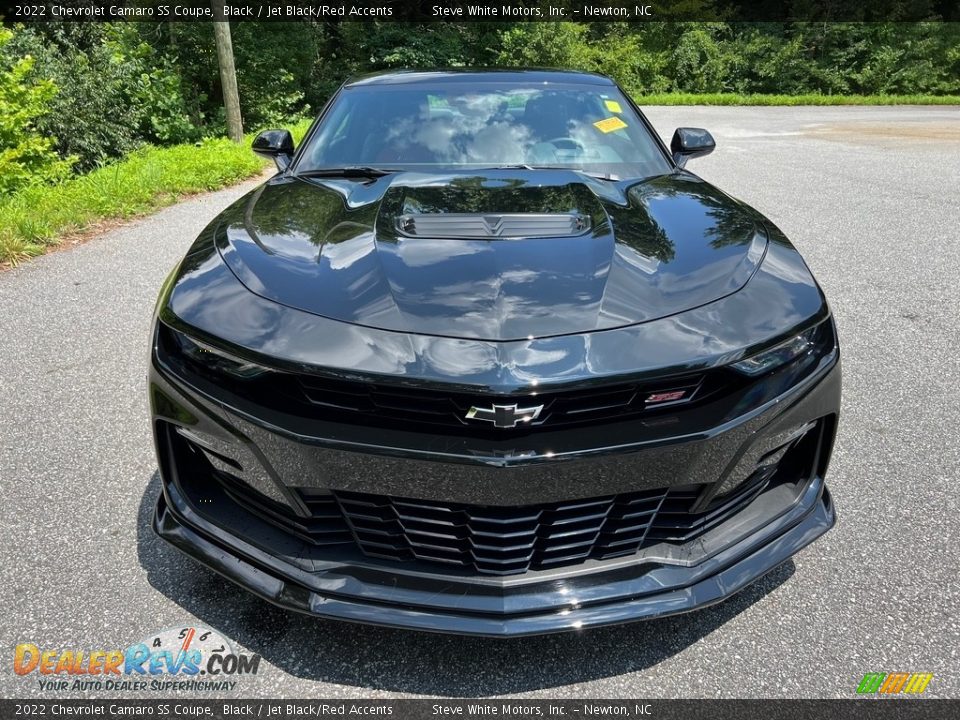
[483,216,505,236]
[465,403,544,429]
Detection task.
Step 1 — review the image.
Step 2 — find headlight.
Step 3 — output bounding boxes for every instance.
[163,324,269,379]
[731,326,819,376]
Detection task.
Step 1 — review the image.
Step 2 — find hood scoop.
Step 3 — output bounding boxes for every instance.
[396,212,592,240]
[217,171,766,342]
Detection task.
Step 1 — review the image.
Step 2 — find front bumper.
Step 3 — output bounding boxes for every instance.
[155,474,833,636]
[149,337,840,636]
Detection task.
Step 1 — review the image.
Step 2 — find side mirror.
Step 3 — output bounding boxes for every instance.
[252,129,295,171]
[670,127,715,168]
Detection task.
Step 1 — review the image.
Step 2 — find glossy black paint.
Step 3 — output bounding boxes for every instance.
[149,69,840,635]
[252,129,295,171]
[671,127,716,167]
[159,209,825,390]
[344,69,618,87]
[212,170,767,342]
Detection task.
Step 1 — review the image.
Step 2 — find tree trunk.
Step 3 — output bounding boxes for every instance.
[211,1,243,143]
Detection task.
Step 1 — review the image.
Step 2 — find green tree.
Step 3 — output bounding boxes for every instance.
[0,27,72,194]
[5,23,199,170]
[670,25,733,93]
[497,22,593,69]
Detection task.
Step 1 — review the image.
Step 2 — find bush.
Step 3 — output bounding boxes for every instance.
[497,23,593,70]
[5,24,142,170]
[4,24,200,172]
[0,27,73,194]
[670,26,732,94]
[113,25,201,146]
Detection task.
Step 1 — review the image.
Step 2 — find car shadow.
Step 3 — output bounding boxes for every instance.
[137,470,795,696]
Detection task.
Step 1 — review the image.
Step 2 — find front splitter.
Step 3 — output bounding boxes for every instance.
[153,478,835,637]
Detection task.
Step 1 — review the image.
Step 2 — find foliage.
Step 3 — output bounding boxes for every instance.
[635,92,960,105]
[497,22,593,69]
[492,21,960,97]
[2,24,200,171]
[670,25,734,94]
[495,23,653,93]
[146,22,311,131]
[0,119,312,266]
[0,28,73,194]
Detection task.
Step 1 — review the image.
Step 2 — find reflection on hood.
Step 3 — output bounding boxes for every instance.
[215,170,766,342]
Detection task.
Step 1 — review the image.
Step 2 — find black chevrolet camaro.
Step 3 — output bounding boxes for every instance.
[150,69,840,636]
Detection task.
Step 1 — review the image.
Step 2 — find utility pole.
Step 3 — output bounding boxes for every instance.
[211,0,243,143]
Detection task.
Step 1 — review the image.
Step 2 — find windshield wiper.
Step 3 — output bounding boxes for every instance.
[487,164,621,181]
[296,166,394,179]
[535,167,623,181]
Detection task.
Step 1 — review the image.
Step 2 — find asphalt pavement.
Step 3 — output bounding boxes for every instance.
[1,106,958,699]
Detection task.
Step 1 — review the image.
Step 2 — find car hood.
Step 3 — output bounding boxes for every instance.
[215,169,766,342]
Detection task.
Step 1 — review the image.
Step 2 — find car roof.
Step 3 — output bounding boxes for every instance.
[343,68,616,88]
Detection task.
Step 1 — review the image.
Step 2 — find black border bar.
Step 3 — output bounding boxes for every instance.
[4,1,960,23]
[2,699,959,719]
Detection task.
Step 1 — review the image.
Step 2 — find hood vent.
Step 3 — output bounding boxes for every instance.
[396,212,591,240]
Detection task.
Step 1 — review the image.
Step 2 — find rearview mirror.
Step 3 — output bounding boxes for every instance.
[252,129,295,171]
[670,128,715,168]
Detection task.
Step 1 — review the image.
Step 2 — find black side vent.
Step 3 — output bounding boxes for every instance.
[646,477,770,544]
[216,475,354,548]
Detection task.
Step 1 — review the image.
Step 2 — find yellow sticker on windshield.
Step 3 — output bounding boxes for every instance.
[604,100,623,113]
[594,116,628,133]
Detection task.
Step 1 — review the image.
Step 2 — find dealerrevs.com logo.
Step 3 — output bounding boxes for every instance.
[13,626,260,692]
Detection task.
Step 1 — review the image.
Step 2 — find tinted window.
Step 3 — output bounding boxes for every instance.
[297,82,671,178]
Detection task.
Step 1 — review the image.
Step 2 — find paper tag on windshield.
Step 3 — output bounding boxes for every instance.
[604,100,623,113]
[594,117,628,133]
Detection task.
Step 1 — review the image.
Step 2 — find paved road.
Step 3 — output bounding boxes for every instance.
[1,107,958,699]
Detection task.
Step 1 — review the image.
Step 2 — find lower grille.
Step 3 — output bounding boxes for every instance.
[289,482,769,576]
[327,488,669,575]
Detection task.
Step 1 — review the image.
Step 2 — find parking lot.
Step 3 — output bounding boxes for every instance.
[1,106,958,698]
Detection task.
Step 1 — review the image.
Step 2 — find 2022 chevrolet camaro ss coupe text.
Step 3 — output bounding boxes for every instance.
[150,70,840,636]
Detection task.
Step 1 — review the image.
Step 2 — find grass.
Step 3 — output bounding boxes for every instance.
[634,93,960,106]
[0,119,312,267]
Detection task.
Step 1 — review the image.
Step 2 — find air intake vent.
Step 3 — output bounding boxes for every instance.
[396,212,591,239]
[218,476,354,548]
[332,488,669,575]
[645,476,770,543]
[199,472,774,576]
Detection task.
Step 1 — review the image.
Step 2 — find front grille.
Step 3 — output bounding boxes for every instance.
[296,372,717,431]
[180,416,778,577]
[158,322,736,433]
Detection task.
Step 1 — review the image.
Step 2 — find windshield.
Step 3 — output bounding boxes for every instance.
[296,81,672,178]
